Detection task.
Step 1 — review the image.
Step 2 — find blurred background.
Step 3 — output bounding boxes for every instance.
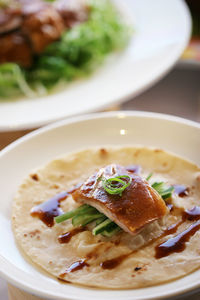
[0,0,199,150]
[121,0,200,121]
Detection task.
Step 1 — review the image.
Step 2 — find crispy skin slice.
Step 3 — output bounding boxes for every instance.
[53,0,88,28]
[21,2,64,54]
[0,32,32,67]
[0,6,22,35]
[72,164,168,235]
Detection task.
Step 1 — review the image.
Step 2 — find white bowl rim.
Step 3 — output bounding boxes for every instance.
[0,111,200,300]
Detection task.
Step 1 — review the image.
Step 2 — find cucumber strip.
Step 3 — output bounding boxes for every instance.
[72,213,103,227]
[55,204,91,223]
[152,182,174,200]
[77,206,98,216]
[96,216,107,226]
[92,218,114,235]
[81,214,105,226]
[101,226,121,238]
[161,190,174,200]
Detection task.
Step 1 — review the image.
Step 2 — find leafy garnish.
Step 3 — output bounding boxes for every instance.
[0,63,36,98]
[146,172,153,181]
[102,175,132,196]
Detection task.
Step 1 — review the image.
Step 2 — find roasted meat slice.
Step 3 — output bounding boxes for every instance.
[21,2,64,54]
[53,0,88,28]
[0,4,22,35]
[72,164,168,236]
[0,31,32,67]
[20,0,49,15]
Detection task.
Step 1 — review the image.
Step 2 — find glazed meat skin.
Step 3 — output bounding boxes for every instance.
[72,164,168,235]
[53,0,88,28]
[0,5,22,34]
[0,32,32,67]
[22,3,64,54]
[0,0,88,66]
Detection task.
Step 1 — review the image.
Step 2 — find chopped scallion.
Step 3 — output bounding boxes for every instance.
[146,172,153,181]
[102,175,132,196]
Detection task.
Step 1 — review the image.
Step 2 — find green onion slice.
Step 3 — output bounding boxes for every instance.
[102,175,132,196]
[146,172,153,181]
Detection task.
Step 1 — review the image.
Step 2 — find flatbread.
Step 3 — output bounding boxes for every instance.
[12,147,200,289]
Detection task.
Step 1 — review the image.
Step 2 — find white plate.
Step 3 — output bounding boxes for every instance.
[0,0,191,132]
[0,111,200,300]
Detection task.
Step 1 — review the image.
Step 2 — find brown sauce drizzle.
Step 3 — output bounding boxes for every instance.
[126,165,141,174]
[31,174,39,181]
[161,221,183,237]
[81,174,97,193]
[173,185,189,197]
[155,220,200,259]
[57,277,71,283]
[30,191,69,227]
[134,267,141,271]
[166,203,173,211]
[182,206,200,221]
[58,227,86,244]
[30,183,82,227]
[155,206,200,259]
[67,182,82,194]
[100,253,130,270]
[60,260,89,276]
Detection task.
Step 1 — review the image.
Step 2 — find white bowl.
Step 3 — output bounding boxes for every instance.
[0,0,191,131]
[0,111,200,300]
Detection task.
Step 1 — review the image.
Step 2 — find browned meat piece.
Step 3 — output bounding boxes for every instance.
[0,32,32,67]
[53,0,88,28]
[21,2,64,54]
[72,164,168,236]
[19,0,49,15]
[0,3,22,35]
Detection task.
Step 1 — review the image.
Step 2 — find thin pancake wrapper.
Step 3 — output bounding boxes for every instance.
[12,147,200,289]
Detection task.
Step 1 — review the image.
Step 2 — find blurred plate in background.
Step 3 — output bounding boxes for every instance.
[0,0,191,132]
[179,0,200,68]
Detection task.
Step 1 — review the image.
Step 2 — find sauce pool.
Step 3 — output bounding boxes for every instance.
[30,191,69,227]
[155,220,200,259]
[155,206,200,259]
[173,185,189,197]
[58,227,86,244]
[126,165,141,174]
[59,259,89,277]
[30,183,82,227]
[100,254,130,270]
[182,206,200,221]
